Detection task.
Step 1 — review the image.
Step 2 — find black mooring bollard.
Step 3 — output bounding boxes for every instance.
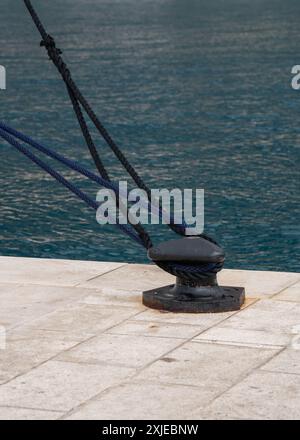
[143,237,245,313]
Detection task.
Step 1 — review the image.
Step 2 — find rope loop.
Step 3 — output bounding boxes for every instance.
[155,260,224,282]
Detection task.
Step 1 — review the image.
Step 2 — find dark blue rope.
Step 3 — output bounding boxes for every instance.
[0,122,119,193]
[0,122,184,230]
[0,127,144,247]
[0,122,222,277]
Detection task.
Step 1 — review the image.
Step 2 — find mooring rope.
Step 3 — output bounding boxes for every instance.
[23,0,186,238]
[0,0,225,280]
[0,121,223,279]
[0,126,145,247]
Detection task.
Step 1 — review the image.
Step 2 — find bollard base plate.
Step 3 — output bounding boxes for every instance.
[143,284,245,313]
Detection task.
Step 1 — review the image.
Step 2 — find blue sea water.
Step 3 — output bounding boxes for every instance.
[0,0,299,271]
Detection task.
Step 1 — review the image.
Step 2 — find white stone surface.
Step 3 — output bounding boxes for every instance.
[195,299,300,348]
[193,370,300,420]
[261,348,300,375]
[65,383,214,420]
[0,406,62,420]
[135,341,279,390]
[0,256,299,420]
[0,327,91,384]
[24,303,140,338]
[0,256,125,286]
[218,269,299,297]
[274,281,300,302]
[78,263,174,291]
[0,360,134,412]
[106,319,203,339]
[57,333,183,368]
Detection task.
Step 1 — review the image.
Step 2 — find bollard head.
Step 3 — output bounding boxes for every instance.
[145,236,245,313]
[148,236,225,264]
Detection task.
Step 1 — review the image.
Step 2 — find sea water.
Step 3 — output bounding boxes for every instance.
[0,0,299,271]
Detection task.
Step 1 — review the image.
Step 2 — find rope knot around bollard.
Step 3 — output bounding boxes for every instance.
[144,236,245,313]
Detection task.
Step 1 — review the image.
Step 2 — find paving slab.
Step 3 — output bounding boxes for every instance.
[65,383,215,420]
[193,370,300,420]
[261,348,300,375]
[0,284,93,329]
[23,303,140,338]
[0,406,62,420]
[274,281,300,302]
[106,319,203,340]
[195,299,300,348]
[195,327,287,349]
[218,269,299,298]
[57,333,183,368]
[0,360,134,412]
[135,341,279,391]
[0,256,125,286]
[78,263,174,291]
[79,287,146,310]
[0,327,90,384]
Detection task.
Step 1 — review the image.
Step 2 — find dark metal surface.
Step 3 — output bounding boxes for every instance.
[148,236,225,263]
[143,283,245,313]
[144,235,245,313]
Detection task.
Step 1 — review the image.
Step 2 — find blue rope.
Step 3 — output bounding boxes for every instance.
[0,122,120,193]
[0,122,222,277]
[0,122,183,230]
[0,126,144,247]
